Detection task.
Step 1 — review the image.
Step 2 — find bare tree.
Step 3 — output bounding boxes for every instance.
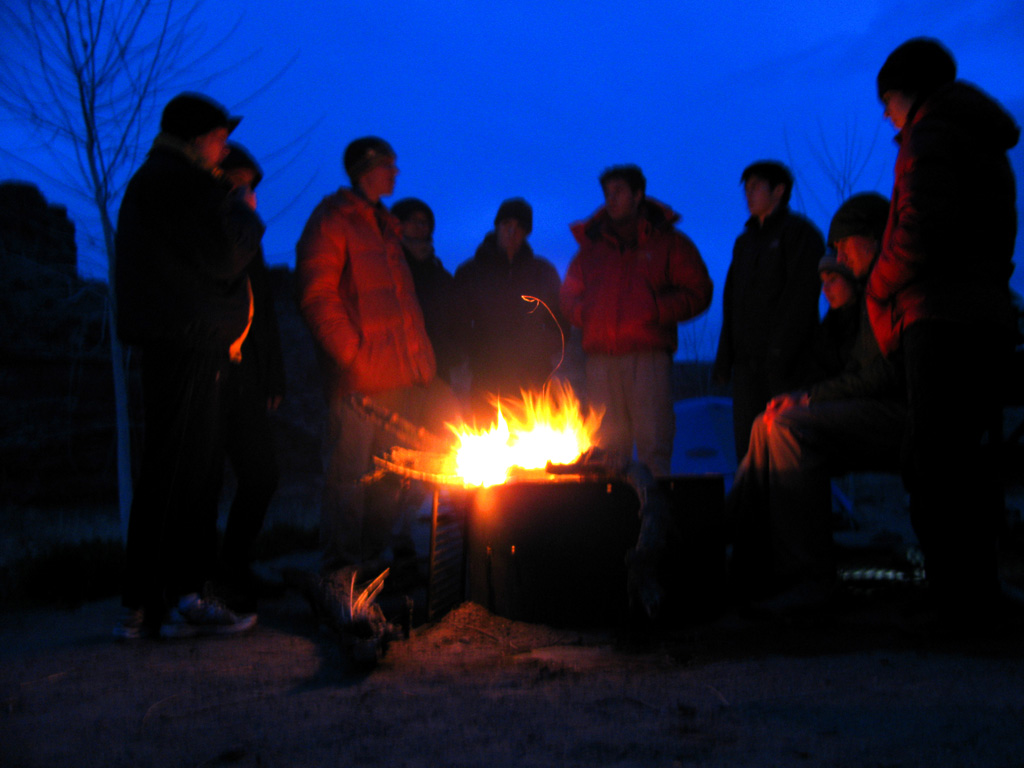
[785,116,889,223]
[0,0,241,538]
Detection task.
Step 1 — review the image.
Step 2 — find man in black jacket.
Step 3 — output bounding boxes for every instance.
[713,161,825,460]
[113,93,264,640]
[454,198,563,424]
[391,197,464,387]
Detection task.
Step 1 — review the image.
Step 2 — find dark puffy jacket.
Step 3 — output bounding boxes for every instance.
[296,188,435,396]
[404,248,463,384]
[712,205,824,392]
[867,81,1020,355]
[562,198,712,355]
[115,140,263,353]
[807,300,902,403]
[236,251,286,402]
[453,234,562,391]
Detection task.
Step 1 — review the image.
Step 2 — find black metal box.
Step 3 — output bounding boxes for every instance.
[465,474,726,627]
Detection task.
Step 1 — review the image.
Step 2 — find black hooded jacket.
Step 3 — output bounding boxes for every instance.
[115,138,264,353]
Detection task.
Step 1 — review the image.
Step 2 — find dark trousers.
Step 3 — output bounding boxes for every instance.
[727,397,906,596]
[122,344,227,616]
[218,364,279,580]
[901,320,1010,609]
[730,362,778,462]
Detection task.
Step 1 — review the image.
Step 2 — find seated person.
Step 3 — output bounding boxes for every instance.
[809,254,861,382]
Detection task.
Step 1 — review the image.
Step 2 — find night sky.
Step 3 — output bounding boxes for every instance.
[3,0,1023,358]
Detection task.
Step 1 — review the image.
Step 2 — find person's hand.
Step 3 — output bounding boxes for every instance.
[763,391,809,430]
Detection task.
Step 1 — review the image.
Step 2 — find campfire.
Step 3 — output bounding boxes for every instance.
[448,380,603,486]
[373,379,603,488]
[361,380,726,627]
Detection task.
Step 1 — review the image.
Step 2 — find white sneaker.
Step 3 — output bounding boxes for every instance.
[159,593,257,639]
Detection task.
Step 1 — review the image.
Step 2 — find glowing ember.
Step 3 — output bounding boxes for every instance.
[447,381,602,487]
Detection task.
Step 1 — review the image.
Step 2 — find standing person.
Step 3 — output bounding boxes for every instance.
[212,142,287,616]
[561,164,713,476]
[453,197,563,424]
[391,197,464,387]
[868,38,1020,623]
[713,160,825,460]
[113,93,263,639]
[296,137,455,574]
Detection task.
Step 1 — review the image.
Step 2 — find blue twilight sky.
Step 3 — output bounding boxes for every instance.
[3,0,1023,358]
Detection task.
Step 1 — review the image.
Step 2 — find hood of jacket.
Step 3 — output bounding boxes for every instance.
[570,196,681,246]
[901,81,1020,153]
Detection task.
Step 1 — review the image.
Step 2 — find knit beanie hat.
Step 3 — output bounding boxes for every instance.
[391,197,435,232]
[828,192,890,247]
[494,197,533,234]
[221,142,263,189]
[160,92,240,142]
[343,137,396,184]
[876,38,956,100]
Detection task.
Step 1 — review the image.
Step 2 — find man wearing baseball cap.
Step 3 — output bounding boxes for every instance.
[114,92,263,640]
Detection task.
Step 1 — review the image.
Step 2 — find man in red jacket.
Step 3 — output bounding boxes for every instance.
[868,38,1020,624]
[561,164,713,476]
[296,137,456,573]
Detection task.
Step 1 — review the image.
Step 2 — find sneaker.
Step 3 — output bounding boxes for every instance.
[113,607,157,640]
[158,593,257,639]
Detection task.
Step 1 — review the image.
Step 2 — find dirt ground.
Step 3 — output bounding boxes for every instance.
[3,550,1024,768]
[3,474,1024,768]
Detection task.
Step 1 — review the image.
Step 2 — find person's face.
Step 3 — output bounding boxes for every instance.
[401,211,433,243]
[223,167,258,208]
[193,127,230,169]
[496,218,527,259]
[602,178,642,223]
[882,90,914,130]
[744,176,784,222]
[224,167,257,191]
[401,211,434,260]
[835,235,879,279]
[358,157,399,202]
[821,271,857,310]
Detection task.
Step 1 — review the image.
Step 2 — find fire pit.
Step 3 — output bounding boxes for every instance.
[464,475,725,627]
[365,383,727,628]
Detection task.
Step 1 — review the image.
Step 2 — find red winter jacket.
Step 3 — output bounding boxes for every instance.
[561,198,713,355]
[296,188,435,396]
[867,81,1019,355]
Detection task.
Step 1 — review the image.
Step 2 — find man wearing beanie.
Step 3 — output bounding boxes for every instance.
[727,192,906,614]
[296,138,455,576]
[869,38,1021,625]
[114,92,264,639]
[713,160,826,462]
[391,197,464,386]
[810,253,860,382]
[454,197,563,423]
[561,164,713,476]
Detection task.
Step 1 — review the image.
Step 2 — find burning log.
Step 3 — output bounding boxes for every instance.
[290,565,408,667]
[347,393,454,453]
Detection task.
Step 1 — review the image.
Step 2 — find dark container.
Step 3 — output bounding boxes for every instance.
[465,474,726,627]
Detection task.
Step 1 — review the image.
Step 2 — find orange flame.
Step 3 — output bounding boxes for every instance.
[448,380,602,487]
